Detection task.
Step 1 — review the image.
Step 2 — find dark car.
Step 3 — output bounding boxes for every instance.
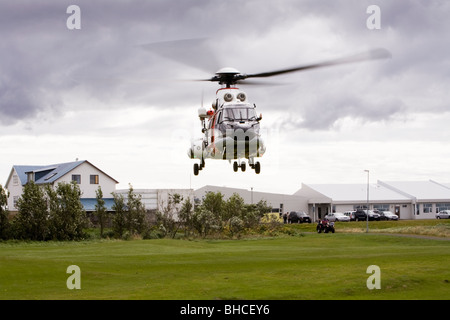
[288,211,312,224]
[354,209,380,221]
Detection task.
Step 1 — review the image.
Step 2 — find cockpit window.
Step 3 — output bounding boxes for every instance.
[224,107,257,121]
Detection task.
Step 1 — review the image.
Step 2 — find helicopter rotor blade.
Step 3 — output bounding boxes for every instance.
[139,38,221,74]
[242,48,391,80]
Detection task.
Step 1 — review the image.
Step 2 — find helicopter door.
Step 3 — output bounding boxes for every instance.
[216,110,223,125]
[207,113,217,144]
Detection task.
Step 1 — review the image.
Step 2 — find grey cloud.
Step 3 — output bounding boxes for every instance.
[0,0,449,130]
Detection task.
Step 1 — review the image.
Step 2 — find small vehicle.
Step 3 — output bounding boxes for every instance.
[379,211,399,220]
[436,210,450,219]
[316,220,335,233]
[325,212,350,222]
[344,211,356,221]
[355,209,380,221]
[288,211,312,223]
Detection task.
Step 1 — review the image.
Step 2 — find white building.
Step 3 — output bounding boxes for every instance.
[5,160,119,213]
[294,183,412,220]
[114,188,195,214]
[195,185,308,214]
[379,180,450,219]
[294,180,450,220]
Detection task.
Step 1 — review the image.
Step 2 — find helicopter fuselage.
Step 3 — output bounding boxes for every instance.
[206,102,263,159]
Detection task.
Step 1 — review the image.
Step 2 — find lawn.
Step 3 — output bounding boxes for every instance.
[0,232,449,300]
[286,218,450,238]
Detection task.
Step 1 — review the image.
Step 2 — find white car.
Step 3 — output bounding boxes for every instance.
[436,210,450,219]
[324,212,350,222]
[380,211,399,220]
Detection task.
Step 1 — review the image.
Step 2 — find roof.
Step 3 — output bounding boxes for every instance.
[13,161,84,185]
[298,183,412,203]
[195,185,306,199]
[10,160,119,186]
[379,180,450,201]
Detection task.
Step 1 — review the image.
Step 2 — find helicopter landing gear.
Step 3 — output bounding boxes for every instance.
[254,161,261,174]
[193,163,199,176]
[249,158,261,174]
[233,160,246,172]
[193,158,205,176]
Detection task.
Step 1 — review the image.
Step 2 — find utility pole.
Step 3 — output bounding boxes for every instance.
[364,170,370,233]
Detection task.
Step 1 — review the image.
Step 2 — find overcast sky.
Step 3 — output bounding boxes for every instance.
[1,0,450,195]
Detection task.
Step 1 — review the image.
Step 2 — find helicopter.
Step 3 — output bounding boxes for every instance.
[186,48,391,176]
[188,71,265,176]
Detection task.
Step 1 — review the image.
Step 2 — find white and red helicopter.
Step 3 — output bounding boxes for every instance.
[186,48,391,176]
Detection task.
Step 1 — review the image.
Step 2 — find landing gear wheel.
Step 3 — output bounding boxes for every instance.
[233,161,238,172]
[193,163,199,176]
[241,162,246,172]
[255,162,261,174]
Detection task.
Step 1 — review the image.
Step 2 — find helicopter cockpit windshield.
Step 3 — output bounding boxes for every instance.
[223,105,257,122]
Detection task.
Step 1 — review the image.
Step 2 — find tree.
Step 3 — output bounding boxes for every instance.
[111,192,127,238]
[0,184,10,240]
[15,181,49,240]
[126,184,146,236]
[111,186,147,239]
[253,199,272,218]
[178,198,194,237]
[192,207,218,238]
[224,193,246,220]
[224,193,247,236]
[94,186,108,237]
[156,193,187,238]
[202,191,224,221]
[47,181,87,240]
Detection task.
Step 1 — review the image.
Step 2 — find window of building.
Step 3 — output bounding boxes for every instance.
[72,174,81,184]
[90,175,99,184]
[13,175,19,186]
[26,172,34,183]
[13,196,19,209]
[423,203,432,213]
[45,173,58,181]
[373,204,390,211]
[436,203,450,212]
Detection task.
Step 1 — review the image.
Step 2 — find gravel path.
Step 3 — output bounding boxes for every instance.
[365,232,450,241]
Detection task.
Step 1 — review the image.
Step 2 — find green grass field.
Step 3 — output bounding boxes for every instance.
[1,223,449,300]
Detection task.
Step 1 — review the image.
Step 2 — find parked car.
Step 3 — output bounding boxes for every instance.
[324,212,350,222]
[288,211,312,223]
[354,209,380,221]
[436,210,450,219]
[379,211,398,220]
[344,211,356,221]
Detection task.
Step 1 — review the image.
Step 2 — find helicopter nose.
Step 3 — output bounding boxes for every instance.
[232,125,257,140]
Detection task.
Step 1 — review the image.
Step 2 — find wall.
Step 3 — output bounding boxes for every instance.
[57,162,117,198]
[195,186,308,214]
[6,168,22,212]
[115,188,195,214]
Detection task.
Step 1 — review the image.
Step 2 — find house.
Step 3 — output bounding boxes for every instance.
[5,160,118,213]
